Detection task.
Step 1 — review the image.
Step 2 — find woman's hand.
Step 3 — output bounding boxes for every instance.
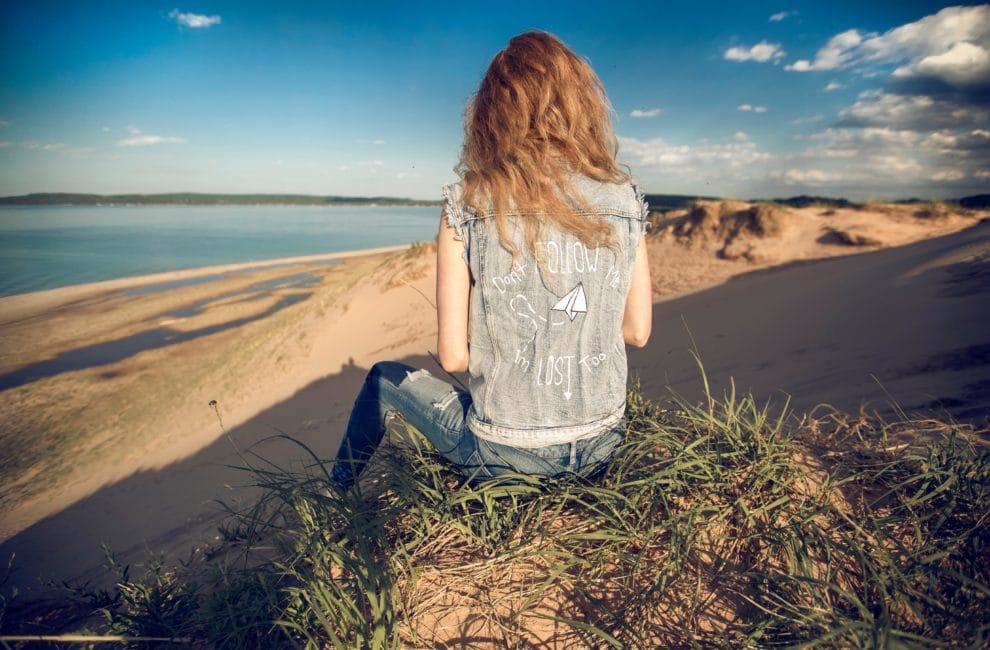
[622,236,652,348]
[436,212,471,372]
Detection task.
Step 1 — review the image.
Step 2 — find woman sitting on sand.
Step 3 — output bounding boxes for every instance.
[331,31,652,490]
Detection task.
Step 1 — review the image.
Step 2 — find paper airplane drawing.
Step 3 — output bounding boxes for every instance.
[551,283,588,321]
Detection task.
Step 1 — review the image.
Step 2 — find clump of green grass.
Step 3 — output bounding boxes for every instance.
[4,375,988,648]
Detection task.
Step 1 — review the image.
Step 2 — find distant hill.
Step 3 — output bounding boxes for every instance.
[3,191,987,210]
[763,195,860,209]
[0,192,442,207]
[959,194,990,209]
[642,193,720,212]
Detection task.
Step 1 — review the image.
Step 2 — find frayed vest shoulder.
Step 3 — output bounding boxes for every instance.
[442,176,648,448]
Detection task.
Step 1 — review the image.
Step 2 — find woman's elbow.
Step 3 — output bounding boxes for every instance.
[438,348,469,373]
[624,323,652,348]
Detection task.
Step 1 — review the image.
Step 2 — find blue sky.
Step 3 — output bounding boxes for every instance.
[1,1,987,200]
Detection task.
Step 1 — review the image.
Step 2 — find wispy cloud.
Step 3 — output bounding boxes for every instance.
[169,9,221,29]
[338,160,385,174]
[372,139,386,145]
[724,41,785,63]
[630,108,662,118]
[0,120,10,129]
[24,142,66,151]
[790,114,824,125]
[824,80,845,92]
[931,169,966,182]
[117,134,187,147]
[737,104,768,113]
[115,126,187,147]
[769,10,795,22]
[0,141,13,148]
[786,29,863,71]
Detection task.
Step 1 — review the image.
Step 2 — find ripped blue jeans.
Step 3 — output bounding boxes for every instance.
[330,361,625,490]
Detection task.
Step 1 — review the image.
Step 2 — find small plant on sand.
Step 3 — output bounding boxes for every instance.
[4,368,988,648]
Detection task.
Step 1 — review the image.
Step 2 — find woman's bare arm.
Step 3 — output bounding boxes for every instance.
[436,213,471,372]
[622,236,652,348]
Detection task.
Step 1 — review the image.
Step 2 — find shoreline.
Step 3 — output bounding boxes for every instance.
[0,243,413,323]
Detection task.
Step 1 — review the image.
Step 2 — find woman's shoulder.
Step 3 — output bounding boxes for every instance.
[441,182,470,224]
[570,175,646,220]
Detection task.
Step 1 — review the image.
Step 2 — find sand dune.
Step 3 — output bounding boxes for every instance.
[0,201,986,600]
[634,219,990,422]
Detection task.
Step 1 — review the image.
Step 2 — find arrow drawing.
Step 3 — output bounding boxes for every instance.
[551,283,588,321]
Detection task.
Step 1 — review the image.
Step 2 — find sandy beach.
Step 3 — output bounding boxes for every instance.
[1,201,988,601]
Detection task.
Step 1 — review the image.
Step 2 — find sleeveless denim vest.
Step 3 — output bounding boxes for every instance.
[442,176,648,448]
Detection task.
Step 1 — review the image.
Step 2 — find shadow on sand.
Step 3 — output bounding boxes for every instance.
[0,352,447,602]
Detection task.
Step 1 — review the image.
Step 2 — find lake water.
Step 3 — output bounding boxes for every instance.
[0,205,440,296]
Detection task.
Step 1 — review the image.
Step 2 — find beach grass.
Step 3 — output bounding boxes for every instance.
[3,368,988,648]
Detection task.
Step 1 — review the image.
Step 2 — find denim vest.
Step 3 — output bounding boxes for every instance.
[442,176,648,448]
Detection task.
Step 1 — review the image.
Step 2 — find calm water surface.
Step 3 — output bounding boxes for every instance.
[0,205,440,296]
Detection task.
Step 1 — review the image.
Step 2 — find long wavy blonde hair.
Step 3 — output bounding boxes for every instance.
[457,31,629,258]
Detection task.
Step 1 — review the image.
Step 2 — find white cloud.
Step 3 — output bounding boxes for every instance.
[724,41,786,63]
[857,5,990,66]
[807,126,922,149]
[0,141,13,148]
[372,139,386,145]
[785,5,990,94]
[117,134,187,146]
[630,108,662,118]
[824,80,845,92]
[101,126,111,132]
[869,155,924,176]
[837,91,988,130]
[782,169,833,185]
[733,131,749,141]
[618,135,773,172]
[892,41,990,87]
[169,9,221,28]
[790,125,990,191]
[621,120,988,198]
[786,29,864,71]
[931,169,966,181]
[769,10,794,22]
[737,104,768,113]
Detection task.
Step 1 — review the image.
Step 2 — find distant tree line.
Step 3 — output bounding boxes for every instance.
[0,192,443,207]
